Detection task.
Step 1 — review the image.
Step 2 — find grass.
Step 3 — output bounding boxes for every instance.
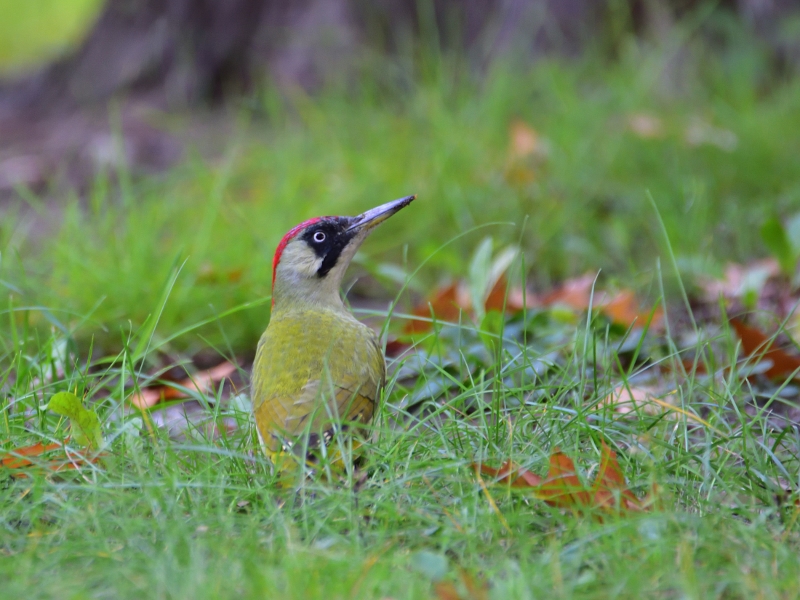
[3,10,800,599]
[3,272,800,598]
[4,18,800,353]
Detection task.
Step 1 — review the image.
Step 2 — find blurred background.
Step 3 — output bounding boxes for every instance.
[1,0,799,353]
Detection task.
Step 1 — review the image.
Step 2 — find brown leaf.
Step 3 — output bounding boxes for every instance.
[541,276,662,329]
[476,445,652,517]
[130,361,237,409]
[404,283,465,335]
[730,318,800,380]
[601,290,663,330]
[433,582,462,600]
[475,460,543,488]
[1,441,63,469]
[536,449,592,508]
[384,338,411,356]
[458,570,489,600]
[591,442,645,511]
[541,273,595,311]
[1,439,102,478]
[483,275,537,314]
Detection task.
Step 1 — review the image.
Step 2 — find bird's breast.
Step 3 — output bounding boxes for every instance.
[251,307,385,449]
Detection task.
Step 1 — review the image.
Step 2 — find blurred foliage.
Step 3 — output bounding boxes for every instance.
[1,9,800,356]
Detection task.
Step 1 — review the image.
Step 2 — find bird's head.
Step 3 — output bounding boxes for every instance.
[270,195,415,311]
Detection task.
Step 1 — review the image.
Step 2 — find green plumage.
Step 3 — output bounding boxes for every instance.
[251,306,385,455]
[251,195,413,463]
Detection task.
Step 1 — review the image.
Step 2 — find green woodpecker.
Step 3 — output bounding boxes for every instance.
[251,195,415,464]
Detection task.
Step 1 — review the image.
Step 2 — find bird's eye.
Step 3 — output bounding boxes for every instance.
[312,231,326,243]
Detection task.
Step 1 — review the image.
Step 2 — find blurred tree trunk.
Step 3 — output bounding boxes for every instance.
[1,0,603,115]
[3,0,797,115]
[0,0,797,193]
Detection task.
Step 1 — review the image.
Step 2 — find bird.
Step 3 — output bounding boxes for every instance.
[251,194,415,469]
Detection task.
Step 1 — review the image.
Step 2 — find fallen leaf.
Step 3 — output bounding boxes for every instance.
[483,275,534,314]
[130,361,237,409]
[591,442,646,512]
[474,444,652,517]
[403,273,657,336]
[730,318,800,380]
[600,289,663,330]
[433,582,462,600]
[475,460,542,488]
[541,275,661,329]
[541,273,595,311]
[535,449,592,508]
[1,439,102,478]
[1,441,62,469]
[404,283,464,335]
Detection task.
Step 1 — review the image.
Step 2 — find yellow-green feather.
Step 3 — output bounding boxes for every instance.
[251,306,385,455]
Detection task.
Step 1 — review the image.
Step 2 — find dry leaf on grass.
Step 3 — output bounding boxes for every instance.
[730,318,800,380]
[474,442,652,518]
[130,361,237,409]
[543,274,663,329]
[1,439,102,478]
[403,283,462,335]
[400,273,659,339]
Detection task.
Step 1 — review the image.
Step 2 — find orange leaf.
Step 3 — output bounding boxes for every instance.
[601,290,663,329]
[540,276,660,329]
[1,441,62,469]
[536,449,592,508]
[130,361,237,409]
[541,274,595,311]
[477,445,652,517]
[475,460,542,488]
[591,441,644,511]
[730,318,800,380]
[1,439,103,478]
[404,283,465,335]
[483,275,536,314]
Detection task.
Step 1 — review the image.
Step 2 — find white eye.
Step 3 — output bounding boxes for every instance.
[312,231,326,243]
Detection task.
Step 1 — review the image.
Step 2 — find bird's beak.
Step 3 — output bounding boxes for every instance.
[347,195,416,234]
